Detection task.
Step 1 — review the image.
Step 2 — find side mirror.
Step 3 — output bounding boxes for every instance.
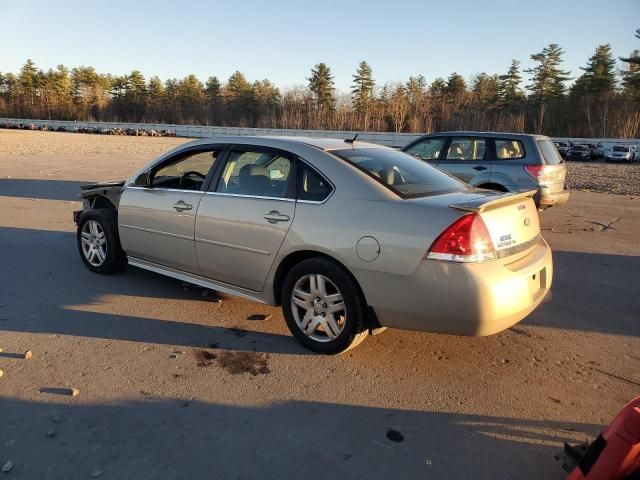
[134,171,151,187]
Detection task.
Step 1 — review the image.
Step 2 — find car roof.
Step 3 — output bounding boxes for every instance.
[414,131,548,140]
[180,135,385,152]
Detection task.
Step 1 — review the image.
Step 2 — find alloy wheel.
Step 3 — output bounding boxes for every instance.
[290,274,346,342]
[80,220,107,267]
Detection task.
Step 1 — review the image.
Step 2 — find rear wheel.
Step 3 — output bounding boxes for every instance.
[77,209,127,274]
[281,258,368,354]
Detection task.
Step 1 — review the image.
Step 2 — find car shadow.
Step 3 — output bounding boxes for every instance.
[0,397,599,479]
[524,249,640,337]
[1,225,638,361]
[0,178,88,201]
[0,226,309,355]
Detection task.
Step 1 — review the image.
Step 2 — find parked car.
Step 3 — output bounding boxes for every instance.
[555,141,571,157]
[402,131,569,210]
[566,144,591,161]
[74,136,553,353]
[606,145,635,162]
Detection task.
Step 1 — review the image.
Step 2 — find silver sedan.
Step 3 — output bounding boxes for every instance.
[74,136,553,353]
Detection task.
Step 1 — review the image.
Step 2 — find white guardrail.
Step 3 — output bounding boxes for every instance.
[1,117,638,149]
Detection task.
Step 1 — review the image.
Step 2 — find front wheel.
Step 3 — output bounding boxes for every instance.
[281,257,368,354]
[77,209,127,274]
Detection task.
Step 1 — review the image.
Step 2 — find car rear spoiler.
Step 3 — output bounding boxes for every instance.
[449,190,537,213]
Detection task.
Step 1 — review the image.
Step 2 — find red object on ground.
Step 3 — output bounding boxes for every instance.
[568,396,640,479]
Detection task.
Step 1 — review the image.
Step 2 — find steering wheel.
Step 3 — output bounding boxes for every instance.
[179,170,206,188]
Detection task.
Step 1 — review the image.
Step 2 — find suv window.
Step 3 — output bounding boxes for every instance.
[445,138,486,161]
[298,163,332,202]
[404,137,446,161]
[331,147,465,199]
[216,149,293,198]
[150,150,219,191]
[495,139,525,159]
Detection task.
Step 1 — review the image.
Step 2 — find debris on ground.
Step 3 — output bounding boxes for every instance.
[585,217,621,232]
[90,468,104,478]
[0,369,3,379]
[385,429,404,443]
[51,415,63,423]
[195,350,217,367]
[216,351,270,376]
[23,350,32,360]
[247,314,273,321]
[45,430,56,438]
[2,461,13,473]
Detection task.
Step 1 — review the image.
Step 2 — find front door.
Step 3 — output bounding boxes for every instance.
[195,147,296,291]
[438,137,490,185]
[118,148,221,273]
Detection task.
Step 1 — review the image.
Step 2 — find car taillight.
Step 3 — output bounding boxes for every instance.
[426,213,496,263]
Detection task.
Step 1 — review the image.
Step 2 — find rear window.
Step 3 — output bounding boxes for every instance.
[613,146,629,152]
[537,139,564,164]
[330,147,466,199]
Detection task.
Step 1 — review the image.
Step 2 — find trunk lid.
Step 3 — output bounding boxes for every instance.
[448,189,541,254]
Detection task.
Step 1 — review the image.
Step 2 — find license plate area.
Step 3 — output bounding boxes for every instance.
[529,268,546,300]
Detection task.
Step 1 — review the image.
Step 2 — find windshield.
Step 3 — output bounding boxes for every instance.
[330,147,466,199]
[573,145,588,151]
[613,146,629,152]
[537,139,564,164]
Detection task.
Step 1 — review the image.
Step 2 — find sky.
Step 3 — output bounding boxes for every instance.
[1,0,639,91]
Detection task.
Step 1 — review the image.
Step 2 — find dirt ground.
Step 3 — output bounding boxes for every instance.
[0,130,639,479]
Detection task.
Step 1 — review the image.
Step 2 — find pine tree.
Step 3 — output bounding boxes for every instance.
[445,72,467,105]
[578,44,616,94]
[307,63,335,111]
[499,60,524,106]
[525,43,570,132]
[351,61,375,111]
[205,76,221,100]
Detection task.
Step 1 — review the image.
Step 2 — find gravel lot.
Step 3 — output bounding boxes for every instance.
[2,128,639,196]
[0,130,639,479]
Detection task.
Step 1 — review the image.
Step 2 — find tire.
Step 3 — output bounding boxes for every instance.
[281,257,368,354]
[76,209,127,274]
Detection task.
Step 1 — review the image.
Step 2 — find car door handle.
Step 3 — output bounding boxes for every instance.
[172,201,193,212]
[473,166,488,171]
[263,211,290,223]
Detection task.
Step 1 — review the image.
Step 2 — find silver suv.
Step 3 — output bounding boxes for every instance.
[403,132,570,209]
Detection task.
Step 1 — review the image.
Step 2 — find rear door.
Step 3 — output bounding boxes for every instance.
[118,147,222,273]
[195,146,296,291]
[438,136,490,185]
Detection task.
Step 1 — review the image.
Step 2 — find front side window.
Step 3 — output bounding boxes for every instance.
[216,149,293,198]
[495,139,525,159]
[298,163,332,202]
[330,147,465,199]
[150,150,219,191]
[404,137,446,161]
[445,138,486,161]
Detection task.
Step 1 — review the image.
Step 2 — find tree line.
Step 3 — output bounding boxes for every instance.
[1,36,639,138]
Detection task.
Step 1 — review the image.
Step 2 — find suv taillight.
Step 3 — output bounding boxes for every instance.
[525,165,563,185]
[426,213,496,263]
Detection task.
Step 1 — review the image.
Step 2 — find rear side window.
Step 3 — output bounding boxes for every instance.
[537,139,564,165]
[445,138,486,161]
[216,150,293,198]
[330,147,465,199]
[298,163,332,202]
[495,139,526,159]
